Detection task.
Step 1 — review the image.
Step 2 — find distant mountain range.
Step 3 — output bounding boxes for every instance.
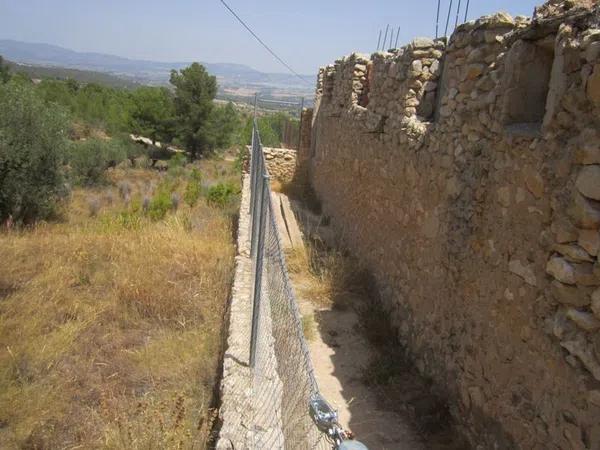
[0,39,313,96]
[5,60,142,89]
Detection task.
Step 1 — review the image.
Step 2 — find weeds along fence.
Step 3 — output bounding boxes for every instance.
[246,120,331,449]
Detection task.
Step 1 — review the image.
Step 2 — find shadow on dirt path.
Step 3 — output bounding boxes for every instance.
[287,197,470,450]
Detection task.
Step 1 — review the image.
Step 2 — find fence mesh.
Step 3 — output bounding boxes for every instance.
[248,122,330,449]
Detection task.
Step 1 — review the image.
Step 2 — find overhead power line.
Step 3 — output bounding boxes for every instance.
[218,0,309,85]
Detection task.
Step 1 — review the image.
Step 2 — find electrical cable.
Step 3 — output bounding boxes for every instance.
[218,0,309,84]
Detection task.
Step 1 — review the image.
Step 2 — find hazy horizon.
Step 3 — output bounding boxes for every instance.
[1,0,541,75]
[0,38,315,75]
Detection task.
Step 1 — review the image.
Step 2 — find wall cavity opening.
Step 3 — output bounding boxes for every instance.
[358,63,372,108]
[501,38,555,136]
[417,87,438,122]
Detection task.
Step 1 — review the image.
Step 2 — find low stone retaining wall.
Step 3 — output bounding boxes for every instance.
[217,170,285,448]
[216,172,254,448]
[263,147,297,183]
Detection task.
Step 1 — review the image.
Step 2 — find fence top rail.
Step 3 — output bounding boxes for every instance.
[257,98,303,106]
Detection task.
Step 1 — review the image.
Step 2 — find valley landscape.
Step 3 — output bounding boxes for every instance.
[3,1,600,449]
[0,39,314,104]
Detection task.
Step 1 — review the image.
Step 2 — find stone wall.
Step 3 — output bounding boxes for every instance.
[263,147,297,183]
[308,2,600,449]
[294,108,314,188]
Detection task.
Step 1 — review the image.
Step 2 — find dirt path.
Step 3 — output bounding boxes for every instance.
[297,293,426,450]
[284,198,468,450]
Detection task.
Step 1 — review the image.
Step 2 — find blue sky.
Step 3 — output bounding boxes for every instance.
[1,0,540,74]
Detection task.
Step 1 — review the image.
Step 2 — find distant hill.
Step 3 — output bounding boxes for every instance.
[5,60,141,89]
[0,39,313,96]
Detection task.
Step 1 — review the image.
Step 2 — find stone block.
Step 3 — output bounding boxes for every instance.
[585,42,600,63]
[561,338,600,381]
[576,165,600,201]
[578,229,600,256]
[568,193,600,229]
[552,243,594,263]
[586,64,600,106]
[509,259,537,286]
[463,64,485,81]
[524,168,544,199]
[546,257,576,285]
[567,308,600,332]
[573,262,600,287]
[551,218,578,243]
[412,37,435,49]
[588,389,600,407]
[550,280,591,307]
[410,59,423,76]
[574,142,600,165]
[591,288,600,319]
[497,186,511,207]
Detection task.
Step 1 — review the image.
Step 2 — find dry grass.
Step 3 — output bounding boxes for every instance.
[0,162,237,449]
[301,314,316,342]
[285,241,365,309]
[270,180,285,194]
[272,179,322,215]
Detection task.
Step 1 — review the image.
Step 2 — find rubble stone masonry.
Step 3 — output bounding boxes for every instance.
[305,1,600,448]
[262,147,297,183]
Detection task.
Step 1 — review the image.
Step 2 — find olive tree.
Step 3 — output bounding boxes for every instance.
[0,83,69,223]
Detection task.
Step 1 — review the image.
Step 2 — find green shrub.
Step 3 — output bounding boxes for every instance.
[167,153,187,178]
[113,134,144,166]
[0,82,69,223]
[184,180,202,208]
[67,139,126,185]
[100,210,143,232]
[147,190,172,220]
[233,147,248,174]
[206,183,238,208]
[183,169,202,207]
[170,153,188,168]
[0,56,10,84]
[189,168,202,182]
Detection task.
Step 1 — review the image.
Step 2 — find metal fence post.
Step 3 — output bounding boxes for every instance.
[297,97,305,151]
[248,125,256,215]
[250,127,263,256]
[249,93,259,215]
[249,172,269,368]
[250,126,262,221]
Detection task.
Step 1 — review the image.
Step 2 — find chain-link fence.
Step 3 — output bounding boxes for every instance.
[246,120,332,449]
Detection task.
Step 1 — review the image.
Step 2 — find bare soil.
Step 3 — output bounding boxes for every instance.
[286,199,469,450]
